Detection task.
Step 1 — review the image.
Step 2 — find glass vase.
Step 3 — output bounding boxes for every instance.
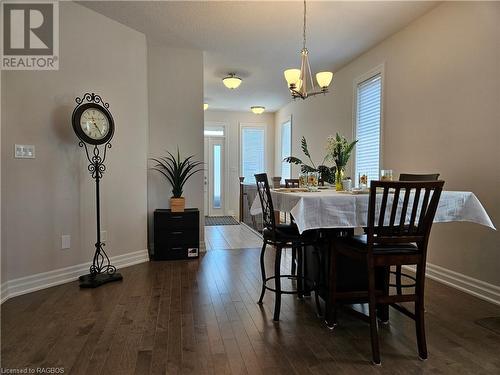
[335,167,345,191]
[307,171,320,191]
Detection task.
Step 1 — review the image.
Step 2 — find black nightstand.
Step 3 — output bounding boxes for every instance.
[153,208,200,260]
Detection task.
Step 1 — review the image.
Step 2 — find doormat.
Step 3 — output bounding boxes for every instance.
[205,216,240,226]
[475,317,500,335]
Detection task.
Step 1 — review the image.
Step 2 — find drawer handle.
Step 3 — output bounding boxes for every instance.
[171,216,183,219]
[171,247,183,251]
[171,231,182,235]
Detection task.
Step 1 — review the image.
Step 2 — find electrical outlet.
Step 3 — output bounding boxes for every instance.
[100,230,107,243]
[14,144,35,159]
[61,235,71,249]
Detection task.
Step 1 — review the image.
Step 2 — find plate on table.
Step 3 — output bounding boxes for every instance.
[338,189,370,195]
[274,188,309,193]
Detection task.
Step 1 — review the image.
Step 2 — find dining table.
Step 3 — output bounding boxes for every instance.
[250,187,496,233]
[249,186,496,325]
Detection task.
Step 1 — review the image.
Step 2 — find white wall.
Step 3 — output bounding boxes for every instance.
[1,2,148,281]
[275,95,353,179]
[204,110,275,218]
[147,42,204,251]
[0,66,3,285]
[275,2,500,286]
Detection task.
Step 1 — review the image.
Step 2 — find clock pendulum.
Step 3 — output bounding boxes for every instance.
[71,92,123,288]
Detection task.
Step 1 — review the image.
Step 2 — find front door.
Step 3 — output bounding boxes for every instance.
[205,137,225,216]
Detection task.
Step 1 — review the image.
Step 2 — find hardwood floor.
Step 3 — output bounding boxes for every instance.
[205,223,262,250]
[2,225,500,374]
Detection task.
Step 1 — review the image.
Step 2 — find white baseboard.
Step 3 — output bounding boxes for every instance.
[404,263,500,306]
[199,240,206,253]
[0,249,149,304]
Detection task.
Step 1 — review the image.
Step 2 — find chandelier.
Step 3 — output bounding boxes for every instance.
[284,0,333,99]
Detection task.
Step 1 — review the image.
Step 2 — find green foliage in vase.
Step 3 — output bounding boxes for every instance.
[150,148,204,198]
[282,136,336,183]
[325,133,358,169]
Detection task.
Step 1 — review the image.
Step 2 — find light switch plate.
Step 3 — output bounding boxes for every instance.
[15,144,35,159]
[61,235,71,249]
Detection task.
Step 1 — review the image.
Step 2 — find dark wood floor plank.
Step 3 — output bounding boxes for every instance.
[2,239,500,375]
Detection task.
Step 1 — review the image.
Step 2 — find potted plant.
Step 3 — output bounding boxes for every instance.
[325,133,357,190]
[283,136,336,184]
[150,148,204,212]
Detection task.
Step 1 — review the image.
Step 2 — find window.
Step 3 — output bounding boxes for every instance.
[240,124,266,183]
[281,120,292,180]
[355,71,382,185]
[204,125,224,137]
[213,144,222,208]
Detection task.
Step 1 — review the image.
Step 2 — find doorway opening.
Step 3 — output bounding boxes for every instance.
[204,123,226,217]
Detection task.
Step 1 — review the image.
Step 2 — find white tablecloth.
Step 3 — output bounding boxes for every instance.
[250,190,496,234]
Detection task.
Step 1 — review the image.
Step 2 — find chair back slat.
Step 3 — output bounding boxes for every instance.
[377,187,389,227]
[398,188,411,233]
[418,188,432,232]
[254,173,276,232]
[389,187,401,227]
[408,187,421,233]
[367,180,444,247]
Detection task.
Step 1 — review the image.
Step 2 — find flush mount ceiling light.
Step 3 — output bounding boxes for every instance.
[251,106,265,114]
[284,0,333,100]
[222,73,242,89]
[203,103,209,111]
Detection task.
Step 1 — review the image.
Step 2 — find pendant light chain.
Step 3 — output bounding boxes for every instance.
[303,0,307,51]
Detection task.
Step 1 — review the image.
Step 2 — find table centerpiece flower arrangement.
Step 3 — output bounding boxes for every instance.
[325,133,357,191]
[283,136,336,184]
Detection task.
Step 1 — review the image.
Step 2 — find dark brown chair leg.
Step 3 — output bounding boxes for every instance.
[367,260,381,365]
[273,246,283,321]
[396,265,403,295]
[313,247,322,317]
[302,246,311,296]
[258,242,267,304]
[326,244,338,328]
[378,266,390,323]
[415,264,428,360]
[291,247,297,276]
[297,246,303,299]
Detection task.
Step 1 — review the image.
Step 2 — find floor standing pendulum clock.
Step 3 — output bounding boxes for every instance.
[72,93,123,288]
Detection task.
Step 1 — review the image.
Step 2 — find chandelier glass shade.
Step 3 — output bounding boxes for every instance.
[284,0,333,99]
[222,73,242,89]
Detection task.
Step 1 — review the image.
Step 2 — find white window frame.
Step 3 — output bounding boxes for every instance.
[280,116,292,180]
[352,64,385,183]
[239,122,267,183]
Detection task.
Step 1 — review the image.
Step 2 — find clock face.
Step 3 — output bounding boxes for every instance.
[72,102,114,145]
[80,108,109,140]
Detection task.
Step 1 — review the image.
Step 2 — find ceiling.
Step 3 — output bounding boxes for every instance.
[81,1,438,112]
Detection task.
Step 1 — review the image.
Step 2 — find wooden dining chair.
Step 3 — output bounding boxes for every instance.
[399,173,440,182]
[394,173,440,295]
[285,178,300,188]
[330,180,444,364]
[255,173,321,321]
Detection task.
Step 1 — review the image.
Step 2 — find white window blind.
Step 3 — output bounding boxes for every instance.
[241,126,265,183]
[281,121,291,180]
[355,74,382,185]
